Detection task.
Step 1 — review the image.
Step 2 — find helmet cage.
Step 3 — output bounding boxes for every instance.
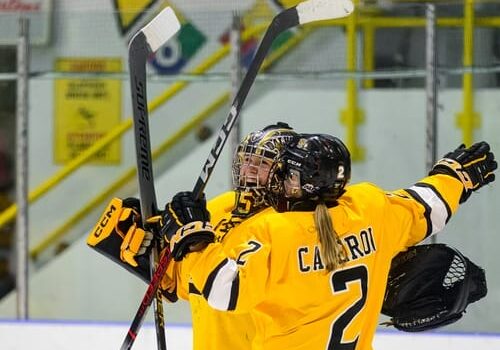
[231,124,296,213]
[232,127,296,193]
[232,144,277,191]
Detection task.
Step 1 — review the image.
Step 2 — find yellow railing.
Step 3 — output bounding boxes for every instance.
[456,0,480,146]
[341,0,365,161]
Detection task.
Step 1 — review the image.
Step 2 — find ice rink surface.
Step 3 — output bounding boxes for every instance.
[1,320,500,350]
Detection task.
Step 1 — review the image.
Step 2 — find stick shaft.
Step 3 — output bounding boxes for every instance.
[193,8,299,198]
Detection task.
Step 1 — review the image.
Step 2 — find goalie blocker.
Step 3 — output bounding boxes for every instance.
[381,244,487,332]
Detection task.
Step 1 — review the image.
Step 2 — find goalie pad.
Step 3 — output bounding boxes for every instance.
[381,244,487,332]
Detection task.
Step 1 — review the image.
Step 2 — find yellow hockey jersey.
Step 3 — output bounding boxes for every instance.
[173,191,256,350]
[183,174,463,350]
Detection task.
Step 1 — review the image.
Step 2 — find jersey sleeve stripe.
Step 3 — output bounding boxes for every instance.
[202,258,239,311]
[227,273,239,311]
[404,187,432,237]
[414,182,452,223]
[406,184,450,236]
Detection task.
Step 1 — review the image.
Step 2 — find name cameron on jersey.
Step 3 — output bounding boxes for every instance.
[298,227,376,272]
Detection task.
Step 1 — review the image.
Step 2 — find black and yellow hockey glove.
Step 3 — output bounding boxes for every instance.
[117,198,154,267]
[87,197,152,280]
[87,197,178,302]
[160,191,215,261]
[429,141,497,203]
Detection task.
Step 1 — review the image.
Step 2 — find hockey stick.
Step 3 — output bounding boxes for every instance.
[121,7,180,350]
[192,0,354,196]
[123,0,353,348]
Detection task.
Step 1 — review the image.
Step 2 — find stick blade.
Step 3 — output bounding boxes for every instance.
[141,7,181,52]
[297,0,354,24]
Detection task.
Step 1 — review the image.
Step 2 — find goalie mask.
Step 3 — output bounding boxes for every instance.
[381,244,487,332]
[268,133,351,212]
[231,122,297,217]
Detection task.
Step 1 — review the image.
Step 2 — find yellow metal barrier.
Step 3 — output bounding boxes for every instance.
[456,0,480,146]
[341,0,365,161]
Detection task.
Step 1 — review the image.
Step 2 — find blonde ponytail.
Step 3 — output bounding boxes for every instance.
[314,203,346,272]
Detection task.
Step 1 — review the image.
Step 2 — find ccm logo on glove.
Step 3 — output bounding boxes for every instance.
[93,200,120,238]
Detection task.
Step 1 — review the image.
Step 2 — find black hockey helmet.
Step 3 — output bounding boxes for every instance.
[267,133,351,211]
[231,122,297,216]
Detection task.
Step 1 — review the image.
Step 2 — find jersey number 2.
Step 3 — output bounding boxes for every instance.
[236,240,262,266]
[327,265,368,350]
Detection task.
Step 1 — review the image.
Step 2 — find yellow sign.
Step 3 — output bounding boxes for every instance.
[54,58,122,164]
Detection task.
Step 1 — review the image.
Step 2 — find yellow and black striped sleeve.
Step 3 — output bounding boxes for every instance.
[387,174,463,249]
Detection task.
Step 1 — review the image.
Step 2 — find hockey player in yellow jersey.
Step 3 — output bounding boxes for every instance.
[172,122,297,349]
[86,123,297,349]
[161,135,496,350]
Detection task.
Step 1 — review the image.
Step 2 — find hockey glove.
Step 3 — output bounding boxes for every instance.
[160,191,215,261]
[117,197,155,267]
[87,197,152,280]
[87,197,178,302]
[429,141,497,203]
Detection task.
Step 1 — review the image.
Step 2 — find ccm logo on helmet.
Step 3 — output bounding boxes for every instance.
[93,204,117,238]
